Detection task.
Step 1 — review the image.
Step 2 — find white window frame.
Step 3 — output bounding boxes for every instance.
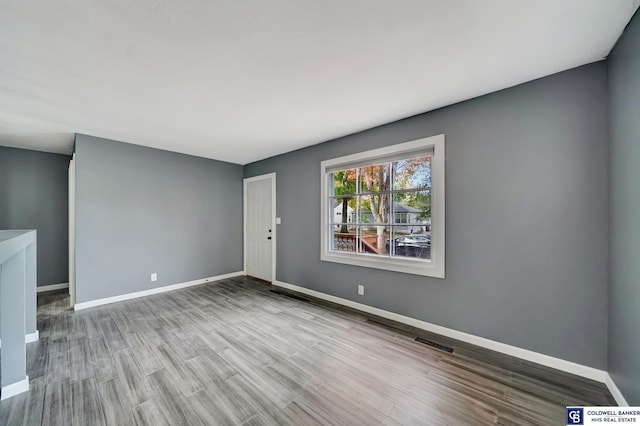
[320,134,445,278]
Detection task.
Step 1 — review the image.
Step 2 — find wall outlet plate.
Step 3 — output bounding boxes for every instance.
[151,273,157,282]
[357,284,365,296]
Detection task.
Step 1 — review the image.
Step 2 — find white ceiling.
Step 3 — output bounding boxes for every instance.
[1,1,638,164]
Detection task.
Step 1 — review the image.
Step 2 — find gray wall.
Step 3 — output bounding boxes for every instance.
[607,10,640,405]
[245,63,609,369]
[0,146,70,286]
[74,134,243,304]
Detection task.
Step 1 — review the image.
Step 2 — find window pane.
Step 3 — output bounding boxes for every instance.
[330,197,356,225]
[357,194,390,225]
[331,224,357,252]
[358,163,390,193]
[393,155,431,190]
[359,225,390,256]
[331,169,357,197]
[393,190,431,227]
[390,227,431,260]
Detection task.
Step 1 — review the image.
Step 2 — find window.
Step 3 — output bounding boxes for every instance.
[320,134,445,278]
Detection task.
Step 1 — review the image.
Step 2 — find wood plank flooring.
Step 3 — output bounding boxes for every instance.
[0,276,615,425]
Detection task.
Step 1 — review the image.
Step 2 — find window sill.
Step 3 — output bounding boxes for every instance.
[321,251,445,278]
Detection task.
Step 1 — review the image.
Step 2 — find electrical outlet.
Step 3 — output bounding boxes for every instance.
[151,273,157,282]
[357,284,365,296]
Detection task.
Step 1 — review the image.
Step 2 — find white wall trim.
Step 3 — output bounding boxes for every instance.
[69,153,76,308]
[1,376,29,401]
[26,330,39,343]
[273,280,609,384]
[0,331,39,348]
[37,283,69,293]
[74,271,245,311]
[605,373,629,406]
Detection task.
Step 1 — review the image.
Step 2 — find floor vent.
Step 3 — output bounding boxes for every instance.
[269,289,310,302]
[415,337,454,353]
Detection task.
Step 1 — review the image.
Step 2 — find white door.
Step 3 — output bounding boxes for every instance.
[68,154,76,307]
[244,175,274,282]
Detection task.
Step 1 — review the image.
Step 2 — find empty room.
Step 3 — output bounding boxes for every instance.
[1,1,639,425]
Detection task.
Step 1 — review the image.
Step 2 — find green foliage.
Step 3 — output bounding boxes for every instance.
[416,192,431,221]
[332,170,356,196]
[333,171,357,232]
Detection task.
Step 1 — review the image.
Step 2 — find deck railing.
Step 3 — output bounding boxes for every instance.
[333,233,380,254]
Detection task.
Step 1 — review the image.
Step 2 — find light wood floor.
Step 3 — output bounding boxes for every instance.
[0,276,614,425]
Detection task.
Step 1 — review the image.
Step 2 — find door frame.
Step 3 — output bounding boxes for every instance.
[243,173,277,283]
[68,153,76,308]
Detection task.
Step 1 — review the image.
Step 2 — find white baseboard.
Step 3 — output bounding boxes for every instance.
[605,373,629,406]
[1,376,29,401]
[74,271,245,311]
[37,283,69,293]
[273,280,609,384]
[26,330,39,343]
[0,330,39,348]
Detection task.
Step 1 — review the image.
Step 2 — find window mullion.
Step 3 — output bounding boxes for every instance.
[356,169,361,254]
[388,161,394,258]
